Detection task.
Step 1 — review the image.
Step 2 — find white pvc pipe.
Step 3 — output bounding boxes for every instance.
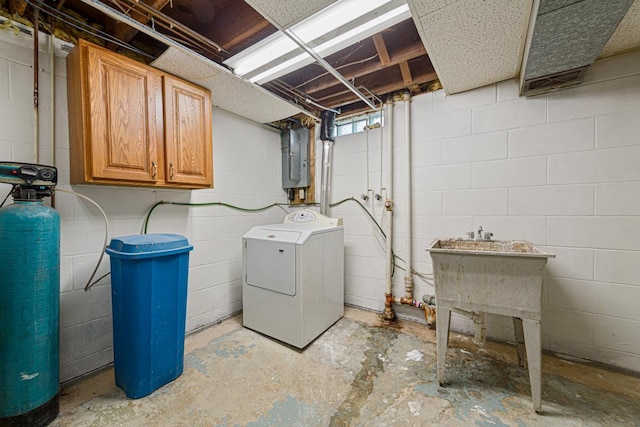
[365,126,370,194]
[33,21,39,163]
[385,101,394,298]
[379,107,384,192]
[403,92,413,299]
[50,33,55,167]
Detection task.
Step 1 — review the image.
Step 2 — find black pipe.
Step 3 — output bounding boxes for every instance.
[320,110,336,142]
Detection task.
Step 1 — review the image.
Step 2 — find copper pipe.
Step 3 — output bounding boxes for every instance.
[392,296,436,329]
[383,293,395,320]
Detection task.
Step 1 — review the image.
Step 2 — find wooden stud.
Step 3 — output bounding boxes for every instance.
[292,125,315,205]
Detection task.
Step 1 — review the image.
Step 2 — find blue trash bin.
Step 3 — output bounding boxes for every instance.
[106,233,193,399]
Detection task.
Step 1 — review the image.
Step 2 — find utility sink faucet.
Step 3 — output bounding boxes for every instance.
[466,226,493,241]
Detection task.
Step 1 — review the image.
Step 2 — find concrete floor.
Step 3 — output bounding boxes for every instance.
[53,307,640,426]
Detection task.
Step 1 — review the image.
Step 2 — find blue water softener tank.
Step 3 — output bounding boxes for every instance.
[0,200,60,426]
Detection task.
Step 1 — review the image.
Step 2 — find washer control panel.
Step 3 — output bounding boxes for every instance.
[284,209,343,227]
[288,210,316,223]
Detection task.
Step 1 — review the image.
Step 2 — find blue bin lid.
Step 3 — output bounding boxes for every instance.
[106,233,193,259]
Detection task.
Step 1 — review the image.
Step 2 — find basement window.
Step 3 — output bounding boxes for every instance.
[336,111,382,136]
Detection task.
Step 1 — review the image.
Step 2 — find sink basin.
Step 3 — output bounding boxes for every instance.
[427,238,554,258]
[425,238,555,318]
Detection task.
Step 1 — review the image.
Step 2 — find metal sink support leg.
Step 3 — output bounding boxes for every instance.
[436,305,452,386]
[522,319,542,413]
[437,310,542,412]
[513,317,526,367]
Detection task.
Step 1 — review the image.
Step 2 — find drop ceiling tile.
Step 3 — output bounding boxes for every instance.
[244,0,337,28]
[152,47,223,80]
[409,0,462,17]
[600,0,640,57]
[414,0,533,94]
[153,48,308,123]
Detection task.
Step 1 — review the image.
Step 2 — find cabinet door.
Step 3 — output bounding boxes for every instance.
[163,76,213,187]
[87,46,163,183]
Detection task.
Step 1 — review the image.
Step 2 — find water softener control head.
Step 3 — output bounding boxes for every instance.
[0,162,57,186]
[0,162,58,200]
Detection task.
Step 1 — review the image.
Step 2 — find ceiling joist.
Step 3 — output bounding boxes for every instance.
[319,69,438,108]
[372,33,391,66]
[399,60,413,85]
[299,40,427,94]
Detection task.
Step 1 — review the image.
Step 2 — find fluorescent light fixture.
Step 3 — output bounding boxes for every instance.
[225,0,410,83]
[249,4,411,84]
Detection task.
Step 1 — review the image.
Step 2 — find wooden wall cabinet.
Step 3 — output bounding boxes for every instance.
[66,39,213,189]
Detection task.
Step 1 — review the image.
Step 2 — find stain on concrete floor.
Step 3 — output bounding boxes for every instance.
[53,307,640,426]
[329,327,399,426]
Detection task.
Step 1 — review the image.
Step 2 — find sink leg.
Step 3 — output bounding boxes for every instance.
[473,311,486,347]
[436,305,451,386]
[513,317,526,368]
[522,319,542,413]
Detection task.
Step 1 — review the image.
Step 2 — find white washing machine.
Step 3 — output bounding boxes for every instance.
[242,209,344,348]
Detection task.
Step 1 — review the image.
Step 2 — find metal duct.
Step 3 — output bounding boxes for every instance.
[521,0,634,96]
[319,110,336,216]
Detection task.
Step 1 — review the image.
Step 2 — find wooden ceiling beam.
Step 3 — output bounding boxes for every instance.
[204,2,274,52]
[399,61,413,85]
[108,0,171,44]
[299,40,426,94]
[318,70,438,108]
[372,33,390,66]
[221,19,271,50]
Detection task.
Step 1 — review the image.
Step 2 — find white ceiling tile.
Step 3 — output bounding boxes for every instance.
[152,47,222,80]
[409,0,463,17]
[244,0,338,28]
[600,0,640,58]
[152,48,308,123]
[415,0,533,94]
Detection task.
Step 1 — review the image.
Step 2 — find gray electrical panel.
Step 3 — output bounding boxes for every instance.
[281,127,310,189]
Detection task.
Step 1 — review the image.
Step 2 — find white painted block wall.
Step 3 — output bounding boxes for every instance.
[326,49,640,372]
[0,30,286,381]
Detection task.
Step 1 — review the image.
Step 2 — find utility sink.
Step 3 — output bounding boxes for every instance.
[428,238,554,257]
[426,238,555,413]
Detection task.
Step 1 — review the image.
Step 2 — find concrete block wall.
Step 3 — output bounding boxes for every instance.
[327,49,640,372]
[0,30,286,381]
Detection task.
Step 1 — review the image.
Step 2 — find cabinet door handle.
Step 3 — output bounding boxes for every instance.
[151,161,157,178]
[170,163,174,180]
